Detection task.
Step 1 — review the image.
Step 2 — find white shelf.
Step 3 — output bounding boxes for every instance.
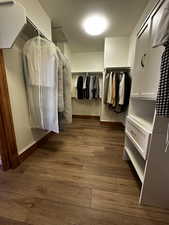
[125,145,145,183]
[131,95,156,101]
[128,114,153,133]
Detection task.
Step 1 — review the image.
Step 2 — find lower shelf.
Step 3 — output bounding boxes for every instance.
[125,136,146,183]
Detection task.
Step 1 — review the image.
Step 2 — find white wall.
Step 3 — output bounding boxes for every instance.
[57,42,72,64]
[104,37,129,68]
[16,0,52,40]
[72,52,104,72]
[4,37,47,154]
[71,51,104,116]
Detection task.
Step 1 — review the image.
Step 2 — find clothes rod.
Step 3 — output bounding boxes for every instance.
[105,67,130,72]
[26,17,48,40]
[0,0,15,5]
[72,72,103,75]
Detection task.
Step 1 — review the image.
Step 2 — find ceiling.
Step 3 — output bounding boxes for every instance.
[39,0,149,52]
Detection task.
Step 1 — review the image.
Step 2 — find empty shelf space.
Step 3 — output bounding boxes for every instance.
[125,136,146,183]
[128,114,153,133]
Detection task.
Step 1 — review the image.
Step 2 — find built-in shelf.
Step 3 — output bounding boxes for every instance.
[125,146,145,183]
[128,114,153,133]
[131,95,156,101]
[125,136,146,183]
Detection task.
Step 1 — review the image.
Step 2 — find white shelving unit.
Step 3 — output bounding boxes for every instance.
[124,0,169,209]
[125,136,145,183]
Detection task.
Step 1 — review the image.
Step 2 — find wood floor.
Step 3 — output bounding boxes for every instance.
[0,118,169,225]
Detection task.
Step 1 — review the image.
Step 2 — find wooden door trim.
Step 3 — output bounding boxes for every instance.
[0,49,20,170]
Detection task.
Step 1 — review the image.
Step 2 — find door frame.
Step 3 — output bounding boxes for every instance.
[0,49,20,170]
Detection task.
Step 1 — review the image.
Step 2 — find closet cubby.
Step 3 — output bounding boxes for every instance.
[125,136,145,183]
[128,98,156,132]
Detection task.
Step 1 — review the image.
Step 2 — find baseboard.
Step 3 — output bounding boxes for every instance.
[100,121,125,129]
[73,115,100,120]
[19,132,54,163]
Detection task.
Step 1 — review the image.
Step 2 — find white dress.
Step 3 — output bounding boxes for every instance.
[23,36,59,133]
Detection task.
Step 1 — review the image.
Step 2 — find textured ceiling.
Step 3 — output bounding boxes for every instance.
[39,0,149,52]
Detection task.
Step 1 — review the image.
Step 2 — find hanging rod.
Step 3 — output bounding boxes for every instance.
[72,72,103,75]
[0,0,15,5]
[26,17,48,40]
[105,67,130,73]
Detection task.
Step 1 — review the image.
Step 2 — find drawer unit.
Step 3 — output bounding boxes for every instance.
[126,116,151,160]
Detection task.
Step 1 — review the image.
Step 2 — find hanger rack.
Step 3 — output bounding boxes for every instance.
[105,67,130,73]
[72,72,103,76]
[0,0,14,5]
[24,17,48,40]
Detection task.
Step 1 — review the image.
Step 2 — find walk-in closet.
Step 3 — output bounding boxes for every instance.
[0,0,169,224]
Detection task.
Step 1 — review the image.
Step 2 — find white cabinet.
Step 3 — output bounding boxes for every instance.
[131,19,151,97]
[142,2,166,99]
[104,37,129,68]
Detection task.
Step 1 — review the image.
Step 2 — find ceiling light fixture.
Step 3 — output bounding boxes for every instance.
[83,15,108,36]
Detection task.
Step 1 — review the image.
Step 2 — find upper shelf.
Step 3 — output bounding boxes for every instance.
[0,1,26,49]
[130,94,156,101]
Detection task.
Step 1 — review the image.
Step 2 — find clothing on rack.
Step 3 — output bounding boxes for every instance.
[72,75,78,98]
[72,73,102,100]
[107,72,113,104]
[63,57,72,124]
[23,36,72,133]
[155,40,169,117]
[153,1,169,117]
[104,71,131,113]
[77,76,84,99]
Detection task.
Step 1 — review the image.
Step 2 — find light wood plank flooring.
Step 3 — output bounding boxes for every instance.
[0,118,168,225]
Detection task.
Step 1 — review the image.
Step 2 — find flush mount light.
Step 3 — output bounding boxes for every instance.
[83,15,108,36]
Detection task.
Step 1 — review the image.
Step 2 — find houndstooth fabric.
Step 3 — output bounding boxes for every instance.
[156,41,169,116]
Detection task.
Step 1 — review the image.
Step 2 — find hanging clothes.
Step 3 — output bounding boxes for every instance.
[119,73,125,105]
[63,57,72,124]
[77,76,84,99]
[153,1,169,117]
[85,75,90,99]
[56,47,65,113]
[155,41,169,117]
[23,36,59,133]
[92,76,100,99]
[72,75,78,98]
[89,75,94,100]
[104,72,110,103]
[99,75,103,99]
[104,71,131,113]
[112,73,116,107]
[107,72,113,104]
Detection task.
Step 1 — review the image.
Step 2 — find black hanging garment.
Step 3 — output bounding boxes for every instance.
[156,41,169,117]
[77,76,84,99]
[113,72,131,113]
[85,76,90,99]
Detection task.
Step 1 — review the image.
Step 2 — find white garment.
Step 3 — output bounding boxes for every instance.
[23,36,59,133]
[72,75,78,98]
[63,57,72,124]
[107,72,113,104]
[83,75,87,89]
[99,76,103,99]
[119,73,125,105]
[56,47,65,112]
[153,1,169,48]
